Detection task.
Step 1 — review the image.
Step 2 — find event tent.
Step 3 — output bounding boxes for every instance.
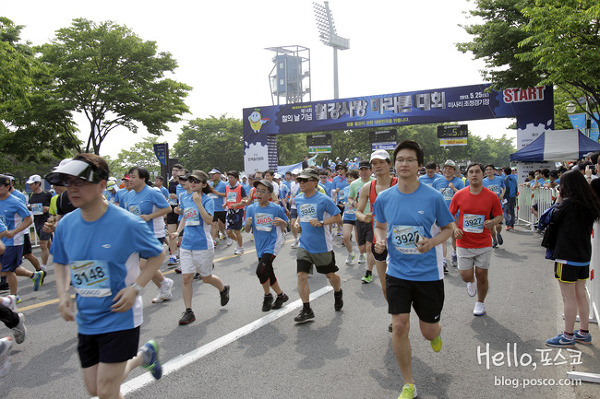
[510,129,600,162]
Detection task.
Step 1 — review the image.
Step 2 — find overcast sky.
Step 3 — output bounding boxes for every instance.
[2,0,515,158]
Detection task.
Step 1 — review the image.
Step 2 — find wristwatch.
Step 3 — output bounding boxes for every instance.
[131,282,144,296]
[320,221,325,227]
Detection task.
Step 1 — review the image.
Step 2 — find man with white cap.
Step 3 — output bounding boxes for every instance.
[26,174,53,271]
[432,160,465,271]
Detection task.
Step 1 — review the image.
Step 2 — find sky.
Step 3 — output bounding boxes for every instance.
[1,0,516,159]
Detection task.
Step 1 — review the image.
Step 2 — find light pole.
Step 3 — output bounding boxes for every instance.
[313,1,349,99]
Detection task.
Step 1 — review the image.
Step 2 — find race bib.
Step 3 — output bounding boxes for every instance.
[168,198,178,206]
[345,203,356,215]
[391,225,423,255]
[227,192,237,202]
[299,203,317,223]
[441,187,454,201]
[209,193,218,199]
[70,260,111,298]
[488,185,500,195]
[31,203,44,215]
[128,205,141,216]
[463,214,484,233]
[255,212,273,232]
[184,207,200,226]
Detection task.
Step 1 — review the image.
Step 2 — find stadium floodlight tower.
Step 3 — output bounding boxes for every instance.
[266,45,311,105]
[313,1,350,99]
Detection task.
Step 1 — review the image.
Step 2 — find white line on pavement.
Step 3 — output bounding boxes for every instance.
[120,285,334,397]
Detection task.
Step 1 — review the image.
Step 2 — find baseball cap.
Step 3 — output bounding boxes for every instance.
[370,150,391,162]
[45,159,109,186]
[208,168,220,175]
[296,169,319,180]
[190,170,208,182]
[443,160,458,170]
[26,174,42,184]
[122,174,130,181]
[273,173,281,179]
[335,162,347,171]
[359,160,371,169]
[0,175,11,186]
[253,179,274,193]
[292,168,301,175]
[107,180,117,191]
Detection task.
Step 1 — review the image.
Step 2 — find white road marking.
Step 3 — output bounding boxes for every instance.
[120,286,333,396]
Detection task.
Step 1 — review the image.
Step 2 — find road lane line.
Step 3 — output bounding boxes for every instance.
[120,285,333,396]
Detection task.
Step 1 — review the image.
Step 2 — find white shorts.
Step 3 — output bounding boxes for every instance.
[457,247,492,271]
[180,248,214,276]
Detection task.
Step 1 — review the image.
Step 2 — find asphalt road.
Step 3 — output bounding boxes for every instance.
[2,227,599,399]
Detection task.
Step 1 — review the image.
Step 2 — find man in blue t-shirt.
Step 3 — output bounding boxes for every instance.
[208,169,227,245]
[293,168,343,324]
[483,164,506,247]
[46,154,165,397]
[373,141,454,399]
[244,179,290,312]
[432,159,465,270]
[418,162,444,187]
[502,167,518,230]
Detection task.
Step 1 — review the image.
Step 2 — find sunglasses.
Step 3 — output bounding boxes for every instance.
[188,177,204,184]
[178,175,188,181]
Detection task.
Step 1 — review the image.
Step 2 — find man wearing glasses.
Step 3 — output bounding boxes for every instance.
[293,169,343,323]
[46,153,165,398]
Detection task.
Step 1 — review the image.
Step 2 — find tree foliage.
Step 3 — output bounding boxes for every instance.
[107,135,163,178]
[174,115,244,173]
[37,18,191,154]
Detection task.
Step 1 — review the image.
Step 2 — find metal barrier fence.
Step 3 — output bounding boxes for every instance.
[590,222,600,325]
[516,186,556,229]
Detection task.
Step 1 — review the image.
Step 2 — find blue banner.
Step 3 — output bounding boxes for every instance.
[153,143,168,166]
[568,113,599,142]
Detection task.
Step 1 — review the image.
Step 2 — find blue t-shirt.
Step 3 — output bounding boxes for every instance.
[10,190,31,236]
[246,202,289,257]
[341,186,356,222]
[124,185,170,238]
[179,192,214,251]
[432,177,465,207]
[104,190,117,204]
[332,176,349,192]
[0,218,6,234]
[115,188,130,209]
[241,183,252,197]
[319,180,334,198]
[418,173,444,187]
[0,194,30,246]
[159,186,169,201]
[294,191,341,253]
[373,183,454,281]
[279,183,290,201]
[50,204,163,334]
[503,175,517,198]
[482,176,505,198]
[210,180,227,211]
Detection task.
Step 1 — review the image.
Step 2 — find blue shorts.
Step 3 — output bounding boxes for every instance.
[0,246,23,272]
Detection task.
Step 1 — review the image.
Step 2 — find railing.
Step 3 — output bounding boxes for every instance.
[516,186,557,229]
[589,222,600,325]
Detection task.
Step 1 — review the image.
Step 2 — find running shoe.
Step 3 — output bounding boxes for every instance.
[5,295,18,313]
[167,256,179,266]
[174,267,182,274]
[193,273,202,280]
[545,333,576,348]
[233,247,244,255]
[0,337,12,378]
[272,293,289,309]
[388,323,392,333]
[262,294,273,312]
[443,264,449,275]
[361,274,372,284]
[15,296,21,305]
[505,226,511,231]
[492,237,498,248]
[358,253,366,264]
[250,234,254,242]
[226,237,233,247]
[430,335,442,352]
[467,282,477,297]
[398,383,417,399]
[573,330,592,345]
[31,271,43,291]
[178,310,196,325]
[141,340,162,380]
[220,285,230,306]
[294,308,315,323]
[473,301,486,316]
[497,233,503,245]
[39,270,47,286]
[291,239,299,249]
[451,254,457,267]
[334,289,343,311]
[11,313,26,344]
[152,278,174,303]
[345,252,355,265]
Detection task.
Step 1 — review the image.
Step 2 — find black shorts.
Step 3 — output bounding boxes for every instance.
[296,248,339,274]
[343,220,356,225]
[213,211,226,224]
[290,208,298,219]
[554,262,589,283]
[371,244,388,262]
[356,221,373,246]
[386,275,444,324]
[226,208,244,230]
[78,327,140,368]
[34,219,52,241]
[166,209,179,225]
[22,234,32,255]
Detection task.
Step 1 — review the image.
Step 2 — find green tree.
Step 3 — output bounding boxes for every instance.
[174,115,244,172]
[38,18,191,154]
[108,136,163,178]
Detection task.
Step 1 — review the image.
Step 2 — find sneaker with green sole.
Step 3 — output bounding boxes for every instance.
[361,274,372,284]
[430,335,442,352]
[141,340,162,380]
[398,383,417,399]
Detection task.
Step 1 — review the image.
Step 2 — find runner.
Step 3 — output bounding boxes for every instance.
[244,179,290,311]
[124,167,174,304]
[171,170,230,325]
[293,169,343,323]
[432,159,465,271]
[166,164,184,267]
[288,170,301,248]
[418,162,443,187]
[482,164,505,247]
[347,161,374,265]
[449,163,503,316]
[224,171,246,255]
[208,169,227,245]
[47,154,165,398]
[356,150,396,287]
[372,141,455,399]
[26,174,53,271]
[340,170,359,264]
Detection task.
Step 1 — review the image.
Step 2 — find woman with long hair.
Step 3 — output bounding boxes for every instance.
[545,170,600,347]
